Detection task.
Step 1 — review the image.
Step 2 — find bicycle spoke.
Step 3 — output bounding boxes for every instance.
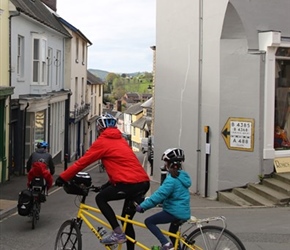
[184,226,245,250]
[55,220,82,250]
[60,231,78,249]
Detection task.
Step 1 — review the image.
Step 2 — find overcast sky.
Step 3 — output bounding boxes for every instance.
[56,0,156,73]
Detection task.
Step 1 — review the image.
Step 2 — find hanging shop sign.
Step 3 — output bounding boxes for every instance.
[221,117,255,152]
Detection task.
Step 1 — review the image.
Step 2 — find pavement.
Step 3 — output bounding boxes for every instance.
[0,161,236,220]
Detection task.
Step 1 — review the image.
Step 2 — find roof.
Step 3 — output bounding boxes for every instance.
[102,109,122,119]
[10,0,71,37]
[124,103,143,115]
[125,92,139,98]
[131,117,147,129]
[141,97,153,108]
[122,92,141,104]
[141,93,152,99]
[87,71,104,85]
[58,17,92,45]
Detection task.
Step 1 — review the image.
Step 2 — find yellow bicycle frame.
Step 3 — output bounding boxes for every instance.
[77,203,196,250]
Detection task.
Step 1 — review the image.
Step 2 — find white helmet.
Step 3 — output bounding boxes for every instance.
[96,113,117,130]
[161,148,185,162]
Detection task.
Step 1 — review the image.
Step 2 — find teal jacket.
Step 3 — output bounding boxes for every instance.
[140,170,191,220]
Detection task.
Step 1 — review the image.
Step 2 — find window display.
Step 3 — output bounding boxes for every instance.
[275,47,290,149]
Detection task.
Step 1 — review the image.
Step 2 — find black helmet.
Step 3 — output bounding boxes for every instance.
[96,113,117,130]
[161,148,185,163]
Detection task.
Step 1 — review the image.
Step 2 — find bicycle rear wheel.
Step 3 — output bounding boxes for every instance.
[31,202,38,230]
[182,225,245,250]
[54,219,82,250]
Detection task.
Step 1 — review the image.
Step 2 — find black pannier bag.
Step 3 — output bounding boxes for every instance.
[17,189,33,216]
[64,172,92,195]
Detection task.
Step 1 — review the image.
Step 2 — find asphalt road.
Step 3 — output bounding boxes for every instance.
[0,153,290,249]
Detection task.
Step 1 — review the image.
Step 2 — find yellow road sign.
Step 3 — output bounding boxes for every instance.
[221,117,255,151]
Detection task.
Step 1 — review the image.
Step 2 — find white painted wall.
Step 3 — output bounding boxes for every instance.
[154,0,290,197]
[10,14,65,98]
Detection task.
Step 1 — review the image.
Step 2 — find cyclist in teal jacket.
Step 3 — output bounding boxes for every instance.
[136,148,191,250]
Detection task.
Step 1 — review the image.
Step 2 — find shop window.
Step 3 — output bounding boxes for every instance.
[35,111,46,143]
[274,48,290,149]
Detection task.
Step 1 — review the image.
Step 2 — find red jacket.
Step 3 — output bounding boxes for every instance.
[27,162,53,189]
[60,128,150,184]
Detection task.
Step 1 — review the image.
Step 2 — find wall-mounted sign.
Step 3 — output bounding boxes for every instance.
[274,157,290,173]
[221,117,255,151]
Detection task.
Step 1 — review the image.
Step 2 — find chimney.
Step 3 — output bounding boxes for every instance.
[41,0,57,12]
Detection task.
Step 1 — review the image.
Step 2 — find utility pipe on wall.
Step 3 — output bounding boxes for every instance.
[196,0,204,194]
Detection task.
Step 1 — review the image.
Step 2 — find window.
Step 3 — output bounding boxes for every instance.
[32,36,47,85]
[47,47,52,85]
[17,35,24,78]
[35,111,46,143]
[55,50,61,85]
[75,77,78,105]
[274,48,290,150]
[81,77,84,104]
[82,41,85,64]
[75,37,79,63]
[90,96,93,117]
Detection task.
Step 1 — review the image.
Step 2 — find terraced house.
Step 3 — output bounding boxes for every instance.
[0,0,14,183]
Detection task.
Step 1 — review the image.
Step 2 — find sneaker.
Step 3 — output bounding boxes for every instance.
[161,242,173,250]
[100,232,127,244]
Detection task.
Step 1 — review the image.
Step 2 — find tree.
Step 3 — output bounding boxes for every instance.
[106,73,118,92]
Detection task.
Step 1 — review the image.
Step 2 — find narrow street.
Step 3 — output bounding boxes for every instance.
[1,153,290,249]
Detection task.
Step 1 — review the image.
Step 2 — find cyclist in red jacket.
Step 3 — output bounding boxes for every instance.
[55,113,150,249]
[27,161,53,190]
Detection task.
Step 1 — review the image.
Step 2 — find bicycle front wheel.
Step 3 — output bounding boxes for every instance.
[183,225,245,250]
[54,219,82,250]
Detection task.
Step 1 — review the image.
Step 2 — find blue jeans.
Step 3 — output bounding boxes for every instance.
[144,210,179,247]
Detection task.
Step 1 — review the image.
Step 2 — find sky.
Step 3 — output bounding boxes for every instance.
[56,0,156,73]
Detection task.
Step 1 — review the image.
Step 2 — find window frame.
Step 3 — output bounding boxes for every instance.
[32,35,47,85]
[261,34,290,159]
[17,35,25,79]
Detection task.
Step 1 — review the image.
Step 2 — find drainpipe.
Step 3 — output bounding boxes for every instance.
[47,104,51,152]
[9,10,20,177]
[64,91,71,170]
[196,0,204,194]
[22,102,29,175]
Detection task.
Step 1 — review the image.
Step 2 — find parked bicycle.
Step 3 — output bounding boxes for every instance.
[54,172,245,250]
[17,177,47,229]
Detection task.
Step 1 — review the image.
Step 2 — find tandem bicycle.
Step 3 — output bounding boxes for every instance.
[54,172,246,250]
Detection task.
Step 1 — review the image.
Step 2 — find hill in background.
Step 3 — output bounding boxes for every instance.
[88,69,144,81]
